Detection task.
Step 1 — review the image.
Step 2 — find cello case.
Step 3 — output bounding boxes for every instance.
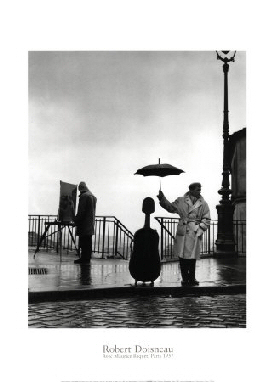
[129,197,161,286]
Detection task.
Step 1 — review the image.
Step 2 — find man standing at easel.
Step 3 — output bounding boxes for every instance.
[73,181,97,264]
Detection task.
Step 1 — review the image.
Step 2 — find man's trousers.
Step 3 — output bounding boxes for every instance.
[179,258,196,282]
[79,235,93,260]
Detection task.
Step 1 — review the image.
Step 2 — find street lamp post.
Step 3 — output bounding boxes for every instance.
[215,51,237,257]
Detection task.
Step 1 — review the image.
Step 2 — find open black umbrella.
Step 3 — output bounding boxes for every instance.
[135,159,185,190]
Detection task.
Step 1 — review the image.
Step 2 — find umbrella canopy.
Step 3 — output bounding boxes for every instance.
[135,160,185,178]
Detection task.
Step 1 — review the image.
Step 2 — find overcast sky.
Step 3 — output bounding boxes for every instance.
[29,51,246,233]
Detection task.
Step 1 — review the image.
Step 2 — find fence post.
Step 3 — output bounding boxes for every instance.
[102,217,106,259]
[114,220,119,257]
[160,218,164,261]
[208,224,211,255]
[37,215,41,249]
[58,224,62,259]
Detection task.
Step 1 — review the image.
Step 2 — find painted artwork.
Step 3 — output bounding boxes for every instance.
[57,180,77,222]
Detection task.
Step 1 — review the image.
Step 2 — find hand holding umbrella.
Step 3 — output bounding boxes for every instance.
[157,190,164,200]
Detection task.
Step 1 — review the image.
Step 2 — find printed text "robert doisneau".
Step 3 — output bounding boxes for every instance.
[103,345,173,354]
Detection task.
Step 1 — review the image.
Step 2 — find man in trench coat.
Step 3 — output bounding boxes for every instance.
[157,182,210,285]
[73,181,97,264]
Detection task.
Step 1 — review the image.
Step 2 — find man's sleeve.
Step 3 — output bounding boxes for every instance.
[159,196,179,214]
[74,197,87,224]
[199,202,211,231]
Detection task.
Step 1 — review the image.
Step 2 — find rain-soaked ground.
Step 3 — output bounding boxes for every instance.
[28,249,246,293]
[28,250,246,327]
[28,293,246,328]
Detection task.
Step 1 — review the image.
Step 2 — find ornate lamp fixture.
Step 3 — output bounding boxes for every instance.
[215,50,237,256]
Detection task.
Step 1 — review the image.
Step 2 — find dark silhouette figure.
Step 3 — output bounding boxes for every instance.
[129,197,160,286]
[73,181,97,264]
[79,264,92,286]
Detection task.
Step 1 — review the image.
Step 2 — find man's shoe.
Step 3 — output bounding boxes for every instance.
[188,279,199,286]
[181,281,189,286]
[74,258,90,264]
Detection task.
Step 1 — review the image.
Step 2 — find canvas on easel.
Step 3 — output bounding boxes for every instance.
[34,180,78,257]
[57,180,77,223]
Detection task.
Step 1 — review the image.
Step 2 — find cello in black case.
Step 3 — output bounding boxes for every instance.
[129,197,161,286]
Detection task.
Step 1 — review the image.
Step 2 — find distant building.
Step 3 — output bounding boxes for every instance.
[229,127,246,255]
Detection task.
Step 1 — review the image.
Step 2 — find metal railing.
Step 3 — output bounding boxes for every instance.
[154,217,246,260]
[234,219,246,255]
[29,215,246,262]
[28,215,134,260]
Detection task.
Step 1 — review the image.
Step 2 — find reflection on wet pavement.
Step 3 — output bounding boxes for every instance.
[28,251,246,292]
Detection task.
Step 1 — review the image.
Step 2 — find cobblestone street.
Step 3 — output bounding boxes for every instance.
[28,293,246,328]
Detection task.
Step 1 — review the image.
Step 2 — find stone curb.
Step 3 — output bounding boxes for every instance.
[28,284,246,304]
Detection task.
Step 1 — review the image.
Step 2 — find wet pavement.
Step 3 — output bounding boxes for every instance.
[28,294,246,328]
[28,250,246,328]
[29,250,245,291]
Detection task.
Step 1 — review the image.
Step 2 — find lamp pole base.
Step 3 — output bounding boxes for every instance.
[215,202,236,258]
[214,249,237,258]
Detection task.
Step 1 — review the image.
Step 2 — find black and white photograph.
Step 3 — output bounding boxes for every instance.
[3,1,274,382]
[28,50,246,329]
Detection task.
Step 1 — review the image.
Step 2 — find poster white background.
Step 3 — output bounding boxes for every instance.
[1,1,273,382]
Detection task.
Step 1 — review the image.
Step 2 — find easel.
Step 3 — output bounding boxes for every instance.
[34,220,78,260]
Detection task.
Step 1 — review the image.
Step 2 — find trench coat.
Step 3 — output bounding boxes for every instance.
[159,192,211,259]
[74,190,97,236]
